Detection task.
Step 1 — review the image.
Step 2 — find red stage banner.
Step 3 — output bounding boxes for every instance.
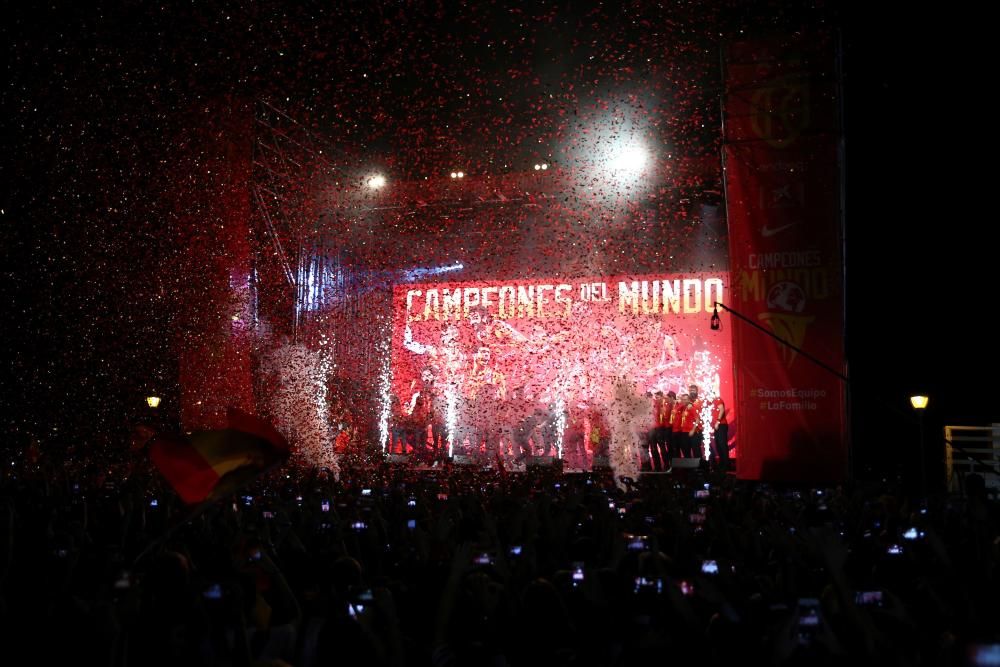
[724,36,847,482]
[391,273,733,461]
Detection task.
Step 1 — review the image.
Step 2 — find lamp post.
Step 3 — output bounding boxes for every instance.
[910,395,929,498]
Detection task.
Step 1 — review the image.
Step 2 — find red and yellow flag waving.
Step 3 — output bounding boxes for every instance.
[149,408,289,504]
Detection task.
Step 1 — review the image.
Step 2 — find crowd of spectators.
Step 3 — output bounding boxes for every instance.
[0,446,997,666]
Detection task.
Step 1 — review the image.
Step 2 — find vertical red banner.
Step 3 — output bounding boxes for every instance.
[724,36,847,482]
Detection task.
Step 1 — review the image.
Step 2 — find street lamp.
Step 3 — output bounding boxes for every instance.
[910,395,929,498]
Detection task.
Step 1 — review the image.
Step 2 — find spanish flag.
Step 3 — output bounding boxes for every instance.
[149,408,290,504]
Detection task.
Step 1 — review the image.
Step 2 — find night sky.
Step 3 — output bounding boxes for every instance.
[2,1,994,479]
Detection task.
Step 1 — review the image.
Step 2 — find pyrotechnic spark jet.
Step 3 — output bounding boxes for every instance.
[376,333,393,453]
[445,387,458,458]
[554,397,566,459]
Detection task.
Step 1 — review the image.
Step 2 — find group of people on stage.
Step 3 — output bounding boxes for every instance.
[641,383,730,472]
[389,373,731,471]
[391,307,732,469]
[388,366,564,465]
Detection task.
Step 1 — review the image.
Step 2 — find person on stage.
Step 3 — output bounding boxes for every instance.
[405,366,445,463]
[674,393,694,459]
[687,383,705,460]
[509,387,543,462]
[587,402,610,462]
[563,399,589,470]
[464,345,506,463]
[669,390,684,458]
[645,391,672,471]
[389,393,409,454]
[710,393,729,471]
[608,377,643,486]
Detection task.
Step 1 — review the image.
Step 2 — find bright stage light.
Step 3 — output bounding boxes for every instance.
[367,174,387,189]
[540,163,548,170]
[608,142,648,174]
[456,171,464,178]
[401,262,465,282]
[450,172,457,179]
[534,164,541,170]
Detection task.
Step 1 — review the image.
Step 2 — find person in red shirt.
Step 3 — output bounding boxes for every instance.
[662,391,676,460]
[669,390,684,458]
[674,393,693,458]
[710,394,729,470]
[563,401,589,470]
[645,391,672,471]
[588,404,610,460]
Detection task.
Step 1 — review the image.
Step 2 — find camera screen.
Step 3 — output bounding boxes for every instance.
[797,599,821,628]
[625,534,648,551]
[633,576,663,593]
[855,590,883,606]
[969,644,1000,667]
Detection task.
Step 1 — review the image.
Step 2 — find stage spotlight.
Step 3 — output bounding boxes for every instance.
[457,171,464,178]
[608,142,648,174]
[541,163,548,170]
[401,262,465,281]
[367,174,387,189]
[450,172,458,179]
[534,164,541,170]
